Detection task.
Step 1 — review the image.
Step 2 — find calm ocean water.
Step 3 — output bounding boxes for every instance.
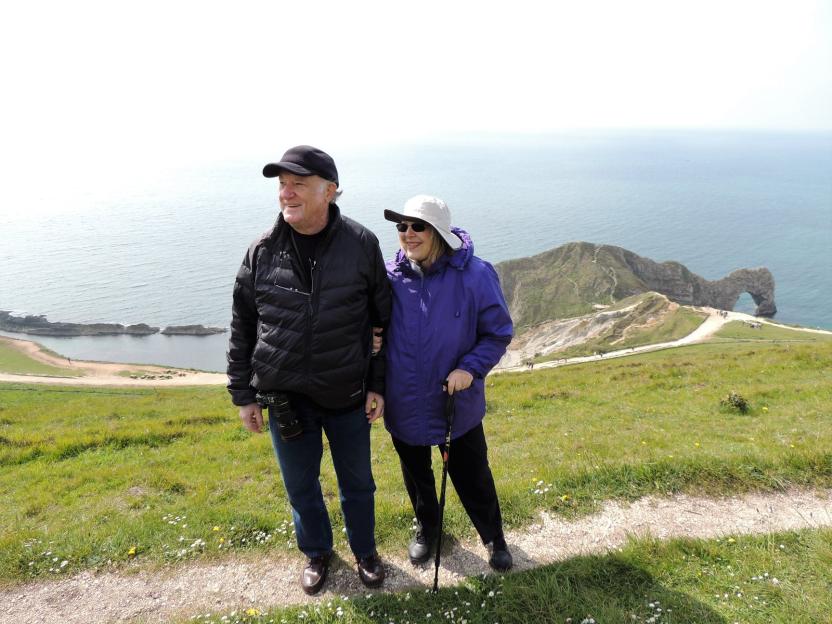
[1,131,830,372]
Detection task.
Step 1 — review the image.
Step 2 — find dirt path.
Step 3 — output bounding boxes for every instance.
[2,488,829,624]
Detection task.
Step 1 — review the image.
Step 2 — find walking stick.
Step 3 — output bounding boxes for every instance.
[432,385,455,593]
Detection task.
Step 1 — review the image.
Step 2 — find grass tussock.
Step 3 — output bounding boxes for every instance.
[1,340,831,586]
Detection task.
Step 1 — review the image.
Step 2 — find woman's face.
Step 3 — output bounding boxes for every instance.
[398,220,435,264]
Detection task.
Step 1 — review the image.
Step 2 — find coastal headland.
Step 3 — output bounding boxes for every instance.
[495,241,777,328]
[1,239,820,383]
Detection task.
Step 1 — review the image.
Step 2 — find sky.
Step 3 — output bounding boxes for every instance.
[0,0,830,206]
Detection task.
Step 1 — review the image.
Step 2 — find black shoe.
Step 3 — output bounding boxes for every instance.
[301,552,332,595]
[356,551,385,588]
[408,530,436,565]
[487,535,513,572]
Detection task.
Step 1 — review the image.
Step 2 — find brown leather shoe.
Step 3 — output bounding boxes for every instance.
[356,551,385,588]
[301,553,332,595]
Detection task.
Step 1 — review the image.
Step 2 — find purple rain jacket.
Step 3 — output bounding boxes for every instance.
[384,228,514,446]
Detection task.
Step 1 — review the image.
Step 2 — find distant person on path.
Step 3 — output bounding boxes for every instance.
[381,195,515,571]
[227,145,391,595]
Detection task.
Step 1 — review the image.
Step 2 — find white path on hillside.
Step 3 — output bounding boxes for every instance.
[2,489,830,624]
[498,308,832,374]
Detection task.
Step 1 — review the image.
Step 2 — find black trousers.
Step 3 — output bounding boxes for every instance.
[391,423,504,545]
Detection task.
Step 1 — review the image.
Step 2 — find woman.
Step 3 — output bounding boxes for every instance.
[382,195,514,571]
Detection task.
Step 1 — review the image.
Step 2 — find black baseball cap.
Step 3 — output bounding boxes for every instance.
[263,145,339,187]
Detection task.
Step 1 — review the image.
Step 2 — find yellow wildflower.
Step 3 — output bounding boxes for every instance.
[127,546,137,557]
[213,526,220,532]
[246,608,261,616]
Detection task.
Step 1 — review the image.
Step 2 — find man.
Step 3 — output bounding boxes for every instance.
[227,145,390,595]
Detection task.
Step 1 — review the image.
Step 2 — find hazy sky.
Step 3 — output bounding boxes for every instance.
[1,0,829,202]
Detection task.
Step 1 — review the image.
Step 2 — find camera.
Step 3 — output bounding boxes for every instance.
[255,392,303,441]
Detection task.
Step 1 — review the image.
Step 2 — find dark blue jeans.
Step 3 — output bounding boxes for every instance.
[269,400,377,559]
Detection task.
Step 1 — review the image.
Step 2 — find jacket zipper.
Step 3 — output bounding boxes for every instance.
[418,272,427,444]
[274,250,311,296]
[306,259,317,387]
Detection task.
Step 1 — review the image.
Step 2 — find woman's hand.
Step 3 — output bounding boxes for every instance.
[445,369,474,395]
[371,327,383,355]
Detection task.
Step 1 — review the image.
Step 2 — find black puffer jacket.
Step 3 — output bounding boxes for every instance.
[227,204,391,409]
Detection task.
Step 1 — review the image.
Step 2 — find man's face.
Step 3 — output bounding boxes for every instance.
[278,172,335,233]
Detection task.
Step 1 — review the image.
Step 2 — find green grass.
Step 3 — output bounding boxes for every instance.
[712,320,832,343]
[184,528,832,624]
[1,340,830,587]
[0,339,82,376]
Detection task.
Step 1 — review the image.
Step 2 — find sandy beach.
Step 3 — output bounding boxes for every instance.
[0,334,226,386]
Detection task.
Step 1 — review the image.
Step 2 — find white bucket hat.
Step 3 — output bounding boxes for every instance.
[384,195,462,250]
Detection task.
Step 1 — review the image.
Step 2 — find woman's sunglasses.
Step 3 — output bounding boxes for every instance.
[395,222,427,233]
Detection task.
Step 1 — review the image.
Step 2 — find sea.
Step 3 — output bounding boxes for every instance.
[1,130,830,372]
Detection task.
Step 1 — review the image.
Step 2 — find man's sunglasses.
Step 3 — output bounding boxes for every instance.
[395,222,428,233]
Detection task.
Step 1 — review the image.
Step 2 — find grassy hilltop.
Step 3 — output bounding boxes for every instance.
[496,241,651,325]
[2,330,831,622]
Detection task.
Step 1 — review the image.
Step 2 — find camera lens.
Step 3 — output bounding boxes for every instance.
[272,395,303,440]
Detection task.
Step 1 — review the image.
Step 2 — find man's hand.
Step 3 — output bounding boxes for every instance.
[239,403,264,433]
[445,369,474,395]
[365,391,385,423]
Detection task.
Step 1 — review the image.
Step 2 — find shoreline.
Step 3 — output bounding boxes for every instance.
[0,335,226,386]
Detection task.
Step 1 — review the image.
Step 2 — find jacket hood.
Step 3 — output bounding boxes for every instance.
[392,227,473,274]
